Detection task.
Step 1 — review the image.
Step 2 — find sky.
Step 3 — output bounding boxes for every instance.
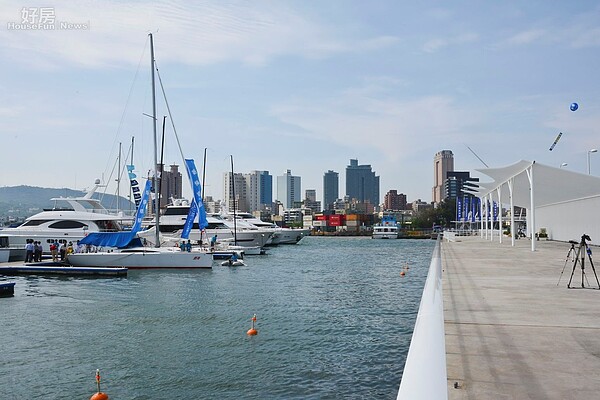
[1,1,600,205]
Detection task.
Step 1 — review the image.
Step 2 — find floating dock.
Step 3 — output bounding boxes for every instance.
[0,265,127,277]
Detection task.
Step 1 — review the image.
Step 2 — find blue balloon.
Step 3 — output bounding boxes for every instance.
[570,102,579,111]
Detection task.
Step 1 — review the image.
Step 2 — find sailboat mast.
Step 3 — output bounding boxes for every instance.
[230,155,237,246]
[149,33,160,248]
[117,142,121,215]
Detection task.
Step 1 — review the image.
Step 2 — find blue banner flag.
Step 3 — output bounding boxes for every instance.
[456,197,463,221]
[131,179,152,233]
[127,165,142,207]
[181,159,208,239]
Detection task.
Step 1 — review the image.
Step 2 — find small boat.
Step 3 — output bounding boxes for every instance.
[221,259,245,267]
[0,282,16,297]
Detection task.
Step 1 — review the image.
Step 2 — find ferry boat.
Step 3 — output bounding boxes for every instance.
[372,215,399,239]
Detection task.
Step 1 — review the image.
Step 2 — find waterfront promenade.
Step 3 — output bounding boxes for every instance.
[442,235,600,399]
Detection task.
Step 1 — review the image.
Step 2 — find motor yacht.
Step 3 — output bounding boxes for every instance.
[138,199,272,249]
[225,211,309,245]
[0,180,131,261]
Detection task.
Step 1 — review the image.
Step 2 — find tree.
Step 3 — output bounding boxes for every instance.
[411,199,456,229]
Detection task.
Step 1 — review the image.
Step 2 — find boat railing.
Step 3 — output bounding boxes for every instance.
[396,236,447,400]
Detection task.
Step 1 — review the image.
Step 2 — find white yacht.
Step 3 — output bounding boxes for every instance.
[224,211,310,245]
[138,199,273,249]
[0,180,131,261]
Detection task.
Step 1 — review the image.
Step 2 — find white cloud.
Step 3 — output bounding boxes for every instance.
[506,29,546,45]
[0,1,399,69]
[422,32,478,53]
[271,80,475,163]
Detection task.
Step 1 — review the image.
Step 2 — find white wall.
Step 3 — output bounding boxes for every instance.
[536,195,600,243]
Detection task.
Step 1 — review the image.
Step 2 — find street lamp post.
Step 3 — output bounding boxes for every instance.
[588,149,598,174]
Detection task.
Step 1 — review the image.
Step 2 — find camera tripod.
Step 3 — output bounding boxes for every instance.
[558,234,600,289]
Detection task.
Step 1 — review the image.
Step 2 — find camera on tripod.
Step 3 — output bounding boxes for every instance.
[557,233,599,289]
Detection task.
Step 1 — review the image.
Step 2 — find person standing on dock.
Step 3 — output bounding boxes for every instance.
[50,240,58,261]
[59,242,66,261]
[34,241,43,262]
[25,239,34,262]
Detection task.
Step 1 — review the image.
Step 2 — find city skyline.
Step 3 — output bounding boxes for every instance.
[1,2,600,204]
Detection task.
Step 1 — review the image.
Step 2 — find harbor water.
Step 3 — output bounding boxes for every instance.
[0,236,435,399]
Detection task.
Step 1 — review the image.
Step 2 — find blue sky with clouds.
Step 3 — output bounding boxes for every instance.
[1,1,599,204]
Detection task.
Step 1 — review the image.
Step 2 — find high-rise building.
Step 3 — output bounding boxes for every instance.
[223,171,248,212]
[245,170,272,212]
[304,189,321,213]
[445,171,479,200]
[383,190,407,211]
[345,159,380,206]
[157,163,182,210]
[277,169,301,209]
[323,170,339,211]
[432,150,454,204]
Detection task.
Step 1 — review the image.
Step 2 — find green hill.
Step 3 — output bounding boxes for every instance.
[0,185,134,225]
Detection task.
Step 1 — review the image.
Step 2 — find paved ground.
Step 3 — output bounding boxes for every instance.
[442,235,600,399]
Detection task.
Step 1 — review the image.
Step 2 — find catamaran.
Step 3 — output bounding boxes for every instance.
[66,33,213,270]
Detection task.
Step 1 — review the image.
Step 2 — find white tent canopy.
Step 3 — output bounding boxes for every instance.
[472,160,600,208]
[468,160,600,250]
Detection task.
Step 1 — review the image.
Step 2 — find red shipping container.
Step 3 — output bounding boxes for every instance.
[329,215,342,226]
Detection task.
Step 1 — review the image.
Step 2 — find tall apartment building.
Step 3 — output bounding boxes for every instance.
[223,171,248,212]
[277,169,301,209]
[223,170,273,213]
[245,170,272,212]
[432,150,454,204]
[304,189,321,213]
[157,163,182,210]
[383,190,407,211]
[323,170,339,211]
[345,159,380,206]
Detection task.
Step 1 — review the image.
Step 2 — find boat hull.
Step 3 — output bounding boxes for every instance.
[272,228,310,245]
[67,248,213,269]
[0,248,10,263]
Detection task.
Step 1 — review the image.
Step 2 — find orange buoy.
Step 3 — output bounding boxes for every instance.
[247,314,258,335]
[90,369,109,400]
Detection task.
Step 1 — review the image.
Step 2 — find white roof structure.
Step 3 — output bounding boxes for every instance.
[466,160,600,250]
[470,160,600,208]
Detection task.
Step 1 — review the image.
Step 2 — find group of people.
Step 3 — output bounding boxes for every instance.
[24,239,44,262]
[177,240,193,252]
[25,239,87,263]
[174,235,219,252]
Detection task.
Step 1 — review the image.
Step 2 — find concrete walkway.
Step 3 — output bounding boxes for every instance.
[442,235,600,399]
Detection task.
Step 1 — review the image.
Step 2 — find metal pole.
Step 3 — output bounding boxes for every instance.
[497,186,502,244]
[149,33,159,248]
[508,178,515,247]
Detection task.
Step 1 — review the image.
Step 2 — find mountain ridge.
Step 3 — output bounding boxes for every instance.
[0,185,134,222]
